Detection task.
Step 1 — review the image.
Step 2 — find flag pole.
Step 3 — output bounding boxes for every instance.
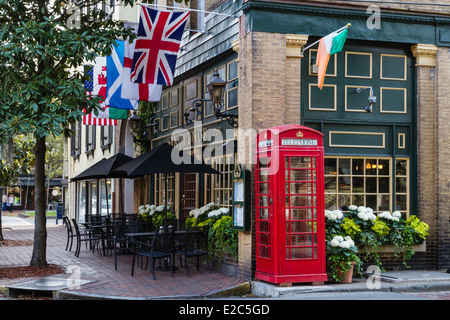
[137,2,235,18]
[301,23,351,55]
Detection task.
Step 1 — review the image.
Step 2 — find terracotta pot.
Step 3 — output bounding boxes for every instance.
[337,261,355,283]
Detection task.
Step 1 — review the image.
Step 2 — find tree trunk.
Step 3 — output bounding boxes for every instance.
[29,136,47,267]
[0,205,3,241]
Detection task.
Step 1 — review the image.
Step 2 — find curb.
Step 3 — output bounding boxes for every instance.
[250,279,450,298]
[55,282,252,300]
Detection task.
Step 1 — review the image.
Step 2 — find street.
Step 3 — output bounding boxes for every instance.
[2,216,34,227]
[272,290,450,300]
[1,215,61,227]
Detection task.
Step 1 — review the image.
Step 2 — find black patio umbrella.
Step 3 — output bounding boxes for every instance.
[71,153,133,181]
[113,143,220,227]
[113,143,220,177]
[71,153,133,215]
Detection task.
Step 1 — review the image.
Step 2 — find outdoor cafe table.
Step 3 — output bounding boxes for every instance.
[124,230,190,239]
[124,230,190,272]
[80,222,108,255]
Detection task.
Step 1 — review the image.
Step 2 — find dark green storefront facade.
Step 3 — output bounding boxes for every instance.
[146,0,450,276]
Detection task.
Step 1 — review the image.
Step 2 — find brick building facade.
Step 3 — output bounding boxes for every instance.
[68,0,450,282]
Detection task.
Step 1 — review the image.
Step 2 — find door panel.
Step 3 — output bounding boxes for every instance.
[255,155,274,273]
[281,153,323,274]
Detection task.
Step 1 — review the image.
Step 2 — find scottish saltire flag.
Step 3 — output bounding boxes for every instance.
[83,57,128,126]
[105,41,139,110]
[130,7,189,86]
[121,26,162,102]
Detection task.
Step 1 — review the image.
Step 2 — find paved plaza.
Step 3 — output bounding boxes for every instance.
[0,220,248,299]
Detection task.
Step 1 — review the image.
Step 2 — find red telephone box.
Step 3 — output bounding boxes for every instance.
[255,124,327,285]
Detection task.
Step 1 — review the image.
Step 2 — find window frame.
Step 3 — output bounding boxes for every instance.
[324,156,410,217]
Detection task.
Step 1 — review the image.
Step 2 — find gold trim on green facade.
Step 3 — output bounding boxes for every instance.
[380,54,407,81]
[329,131,386,148]
[345,51,373,79]
[308,83,337,111]
[380,87,407,114]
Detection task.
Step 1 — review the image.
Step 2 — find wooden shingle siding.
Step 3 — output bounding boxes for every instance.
[175,0,241,77]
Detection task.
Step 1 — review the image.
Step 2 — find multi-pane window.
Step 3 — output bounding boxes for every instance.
[101,126,113,148]
[71,122,81,157]
[285,156,318,260]
[324,157,409,217]
[204,154,234,208]
[395,159,409,216]
[154,173,175,207]
[227,59,238,110]
[85,125,96,153]
[256,156,271,259]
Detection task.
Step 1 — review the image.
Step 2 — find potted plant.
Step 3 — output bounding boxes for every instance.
[326,235,362,283]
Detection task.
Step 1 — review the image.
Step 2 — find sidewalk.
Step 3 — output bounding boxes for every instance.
[0,220,249,300]
[1,217,450,300]
[251,270,450,298]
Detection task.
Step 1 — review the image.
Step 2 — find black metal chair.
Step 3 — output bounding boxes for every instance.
[71,219,104,257]
[131,226,175,280]
[106,220,138,270]
[175,225,211,276]
[63,216,74,251]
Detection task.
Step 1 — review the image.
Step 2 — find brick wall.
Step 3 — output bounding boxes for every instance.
[415,60,439,269]
[411,44,450,270]
[436,47,450,269]
[237,29,308,280]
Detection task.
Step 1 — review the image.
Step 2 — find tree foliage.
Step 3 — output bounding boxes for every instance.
[0,0,145,266]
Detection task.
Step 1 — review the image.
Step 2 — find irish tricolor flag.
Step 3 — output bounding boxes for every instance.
[316,28,348,89]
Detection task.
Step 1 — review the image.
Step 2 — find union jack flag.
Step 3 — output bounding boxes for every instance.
[130,7,189,86]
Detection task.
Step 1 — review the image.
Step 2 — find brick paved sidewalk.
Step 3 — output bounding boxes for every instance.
[0,224,247,299]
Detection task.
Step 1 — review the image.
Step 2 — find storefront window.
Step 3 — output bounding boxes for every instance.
[100,179,112,215]
[154,173,175,207]
[7,186,21,206]
[77,182,86,223]
[90,181,97,215]
[325,157,409,216]
[205,154,234,208]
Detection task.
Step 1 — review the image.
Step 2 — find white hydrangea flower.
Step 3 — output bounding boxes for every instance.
[348,205,358,211]
[330,239,340,247]
[208,210,222,218]
[339,241,351,249]
[358,212,369,221]
[219,207,229,214]
[333,210,343,219]
[378,211,393,220]
[345,236,355,247]
[367,212,377,221]
[325,210,343,221]
[393,211,402,218]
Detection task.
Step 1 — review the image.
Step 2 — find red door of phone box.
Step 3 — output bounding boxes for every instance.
[255,125,327,285]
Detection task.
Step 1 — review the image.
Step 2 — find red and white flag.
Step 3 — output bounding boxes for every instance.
[121,26,162,101]
[83,57,128,126]
[130,6,189,86]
